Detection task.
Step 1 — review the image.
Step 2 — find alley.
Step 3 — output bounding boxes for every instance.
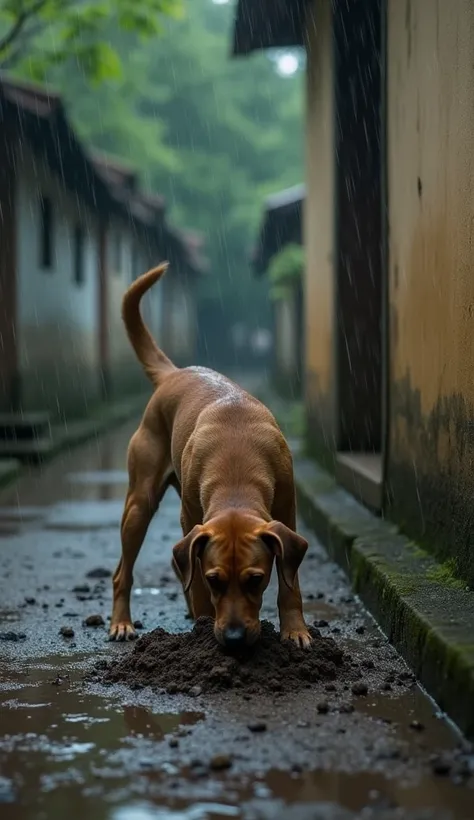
[0,421,473,820]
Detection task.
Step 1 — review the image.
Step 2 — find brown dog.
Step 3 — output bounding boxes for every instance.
[109,263,311,649]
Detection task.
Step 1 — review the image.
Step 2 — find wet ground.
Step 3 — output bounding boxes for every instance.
[0,420,473,819]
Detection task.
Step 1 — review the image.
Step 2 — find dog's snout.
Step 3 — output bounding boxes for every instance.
[223,625,246,649]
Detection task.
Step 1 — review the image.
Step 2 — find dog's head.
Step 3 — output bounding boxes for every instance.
[172,510,308,649]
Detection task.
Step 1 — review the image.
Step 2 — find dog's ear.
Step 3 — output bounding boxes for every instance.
[260,521,308,590]
[172,526,211,593]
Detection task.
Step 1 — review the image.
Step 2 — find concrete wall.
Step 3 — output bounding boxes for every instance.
[15,151,100,417]
[106,221,158,397]
[387,0,474,583]
[14,149,162,417]
[304,0,336,460]
[162,272,196,366]
[273,286,302,398]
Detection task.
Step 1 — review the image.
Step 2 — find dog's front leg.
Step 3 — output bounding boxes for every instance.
[277,569,312,649]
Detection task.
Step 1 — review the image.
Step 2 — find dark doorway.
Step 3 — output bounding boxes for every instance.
[333,0,387,511]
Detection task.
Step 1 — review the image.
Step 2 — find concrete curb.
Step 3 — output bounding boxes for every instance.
[48,393,149,459]
[293,453,474,739]
[0,393,148,489]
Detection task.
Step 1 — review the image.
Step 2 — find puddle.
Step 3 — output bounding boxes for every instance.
[0,657,472,820]
[263,768,473,817]
[134,587,162,597]
[355,687,459,750]
[111,806,240,820]
[0,660,206,819]
[303,599,339,621]
[42,501,123,531]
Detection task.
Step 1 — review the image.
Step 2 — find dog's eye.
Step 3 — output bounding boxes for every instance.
[245,574,264,592]
[206,573,227,593]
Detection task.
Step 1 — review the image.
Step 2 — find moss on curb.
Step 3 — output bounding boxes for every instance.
[294,453,474,739]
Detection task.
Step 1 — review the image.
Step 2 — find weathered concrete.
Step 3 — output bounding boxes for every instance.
[294,454,474,740]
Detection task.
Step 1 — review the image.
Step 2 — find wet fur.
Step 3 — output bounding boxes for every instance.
[110,263,311,648]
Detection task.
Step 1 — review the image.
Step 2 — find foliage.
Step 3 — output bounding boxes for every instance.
[0,0,183,83]
[11,0,304,346]
[268,243,304,302]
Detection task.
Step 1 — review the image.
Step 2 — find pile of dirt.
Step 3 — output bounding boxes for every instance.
[98,617,346,695]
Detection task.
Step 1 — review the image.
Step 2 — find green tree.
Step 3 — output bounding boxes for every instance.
[0,0,182,82]
[12,0,304,354]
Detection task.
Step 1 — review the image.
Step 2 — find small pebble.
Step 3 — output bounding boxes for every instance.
[86,568,111,579]
[313,619,329,628]
[431,756,451,776]
[133,620,144,630]
[60,626,75,638]
[352,682,368,696]
[248,721,267,733]
[83,614,105,627]
[210,754,232,771]
[73,585,90,594]
[169,738,179,748]
[189,685,202,697]
[24,597,36,605]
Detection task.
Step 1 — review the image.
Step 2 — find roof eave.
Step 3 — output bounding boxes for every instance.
[232,0,307,57]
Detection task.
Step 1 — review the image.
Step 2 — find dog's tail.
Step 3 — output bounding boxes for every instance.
[121,262,176,387]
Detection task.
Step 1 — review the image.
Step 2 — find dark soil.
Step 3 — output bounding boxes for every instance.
[99,617,347,695]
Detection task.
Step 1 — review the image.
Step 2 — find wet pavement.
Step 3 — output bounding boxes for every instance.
[0,420,473,819]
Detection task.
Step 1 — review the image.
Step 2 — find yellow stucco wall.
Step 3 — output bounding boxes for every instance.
[387,0,474,582]
[304,0,336,455]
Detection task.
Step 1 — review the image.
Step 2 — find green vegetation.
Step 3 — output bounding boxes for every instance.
[268,243,304,302]
[426,558,465,590]
[0,1,183,83]
[6,0,304,340]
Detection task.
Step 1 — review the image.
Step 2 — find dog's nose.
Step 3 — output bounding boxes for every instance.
[223,625,247,649]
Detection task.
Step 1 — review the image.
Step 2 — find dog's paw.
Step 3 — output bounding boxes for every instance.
[109,621,137,642]
[281,627,313,650]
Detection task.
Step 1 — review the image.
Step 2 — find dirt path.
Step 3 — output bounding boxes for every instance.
[0,420,473,820]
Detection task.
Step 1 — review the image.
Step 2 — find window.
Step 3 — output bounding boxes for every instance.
[39,195,53,269]
[73,225,85,286]
[114,230,121,274]
[131,240,138,282]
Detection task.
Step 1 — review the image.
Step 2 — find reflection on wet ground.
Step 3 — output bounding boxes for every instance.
[0,421,473,819]
[0,655,472,820]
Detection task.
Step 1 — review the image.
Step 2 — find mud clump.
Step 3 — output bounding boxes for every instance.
[100,617,345,695]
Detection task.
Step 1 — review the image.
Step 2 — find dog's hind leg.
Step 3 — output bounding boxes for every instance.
[109,425,171,641]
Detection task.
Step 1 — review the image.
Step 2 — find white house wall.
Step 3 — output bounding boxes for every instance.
[106,222,162,396]
[15,148,99,417]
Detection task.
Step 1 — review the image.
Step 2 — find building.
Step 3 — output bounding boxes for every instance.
[233,0,474,586]
[0,77,204,437]
[252,185,305,397]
